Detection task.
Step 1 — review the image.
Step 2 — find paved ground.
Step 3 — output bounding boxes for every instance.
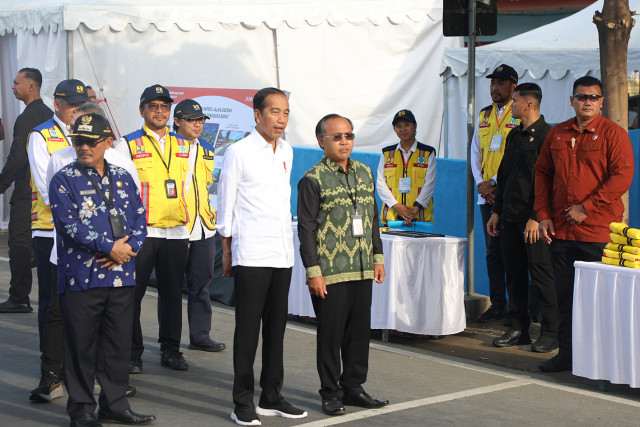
[0,231,639,426]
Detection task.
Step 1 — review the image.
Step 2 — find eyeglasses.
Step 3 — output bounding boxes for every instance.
[321,133,355,142]
[181,117,206,124]
[72,137,107,148]
[573,94,603,102]
[146,102,171,112]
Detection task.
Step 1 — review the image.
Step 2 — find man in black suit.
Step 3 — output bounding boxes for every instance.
[0,68,52,313]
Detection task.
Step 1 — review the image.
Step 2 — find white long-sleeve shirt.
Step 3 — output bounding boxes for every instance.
[46,145,142,264]
[376,141,436,209]
[216,131,294,268]
[27,114,70,238]
[470,104,507,205]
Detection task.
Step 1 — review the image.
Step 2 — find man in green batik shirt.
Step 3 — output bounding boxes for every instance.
[297,114,387,417]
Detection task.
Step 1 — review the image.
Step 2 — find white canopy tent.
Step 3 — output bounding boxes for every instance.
[0,0,461,225]
[440,0,640,160]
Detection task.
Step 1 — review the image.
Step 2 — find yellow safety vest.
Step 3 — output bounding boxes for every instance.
[186,142,216,234]
[28,120,71,230]
[380,142,434,223]
[477,101,520,181]
[124,126,189,228]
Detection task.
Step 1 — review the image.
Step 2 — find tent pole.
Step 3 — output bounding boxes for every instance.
[66,30,74,79]
[466,0,476,296]
[272,29,281,89]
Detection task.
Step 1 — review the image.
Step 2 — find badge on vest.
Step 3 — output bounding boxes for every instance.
[133,153,152,159]
[398,177,411,193]
[175,153,188,158]
[165,179,178,199]
[506,118,518,129]
[50,129,59,138]
[489,134,502,151]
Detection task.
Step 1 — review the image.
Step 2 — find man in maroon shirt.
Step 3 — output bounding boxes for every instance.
[534,76,634,372]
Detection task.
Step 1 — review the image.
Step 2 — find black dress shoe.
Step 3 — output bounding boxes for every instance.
[160,349,188,371]
[0,299,33,313]
[97,408,156,425]
[493,328,531,347]
[188,337,226,352]
[70,413,103,427]
[322,398,345,416]
[343,392,389,408]
[531,336,559,353]
[476,305,507,323]
[538,354,571,372]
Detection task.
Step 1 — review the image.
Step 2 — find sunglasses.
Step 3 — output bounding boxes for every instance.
[73,137,106,148]
[146,103,171,112]
[181,117,206,124]
[573,94,603,102]
[321,133,355,142]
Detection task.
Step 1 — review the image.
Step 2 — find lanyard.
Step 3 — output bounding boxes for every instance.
[145,131,173,178]
[493,103,512,129]
[323,160,357,210]
[77,160,115,210]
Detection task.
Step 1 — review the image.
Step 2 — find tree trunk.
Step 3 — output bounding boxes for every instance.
[594,0,634,222]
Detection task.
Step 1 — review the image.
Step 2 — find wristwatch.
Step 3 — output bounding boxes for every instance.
[489,179,496,187]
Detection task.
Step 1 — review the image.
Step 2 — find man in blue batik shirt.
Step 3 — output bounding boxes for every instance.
[49,113,155,427]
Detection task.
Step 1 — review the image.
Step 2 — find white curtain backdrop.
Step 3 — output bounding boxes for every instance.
[279,18,458,151]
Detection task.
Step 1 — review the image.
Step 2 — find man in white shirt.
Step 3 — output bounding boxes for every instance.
[26,79,88,398]
[217,88,307,426]
[470,64,518,323]
[114,84,191,373]
[172,99,225,353]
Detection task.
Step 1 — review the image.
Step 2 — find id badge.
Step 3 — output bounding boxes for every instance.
[110,214,126,239]
[489,134,502,151]
[352,213,365,237]
[398,177,411,193]
[165,179,177,199]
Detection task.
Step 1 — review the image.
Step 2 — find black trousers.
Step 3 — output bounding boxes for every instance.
[480,203,506,309]
[7,199,34,305]
[33,236,53,352]
[61,286,133,419]
[232,266,292,408]
[41,264,63,377]
[186,236,215,343]
[132,237,189,358]
[549,239,606,362]
[311,280,372,400]
[500,220,558,337]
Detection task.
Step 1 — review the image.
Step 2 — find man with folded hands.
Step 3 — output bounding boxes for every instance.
[534,76,634,372]
[298,113,387,416]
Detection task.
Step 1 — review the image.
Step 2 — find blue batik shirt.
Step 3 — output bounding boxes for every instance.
[49,161,147,294]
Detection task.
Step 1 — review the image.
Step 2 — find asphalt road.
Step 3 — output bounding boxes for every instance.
[0,231,639,426]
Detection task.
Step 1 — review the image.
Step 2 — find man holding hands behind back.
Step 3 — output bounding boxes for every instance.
[297,114,388,416]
